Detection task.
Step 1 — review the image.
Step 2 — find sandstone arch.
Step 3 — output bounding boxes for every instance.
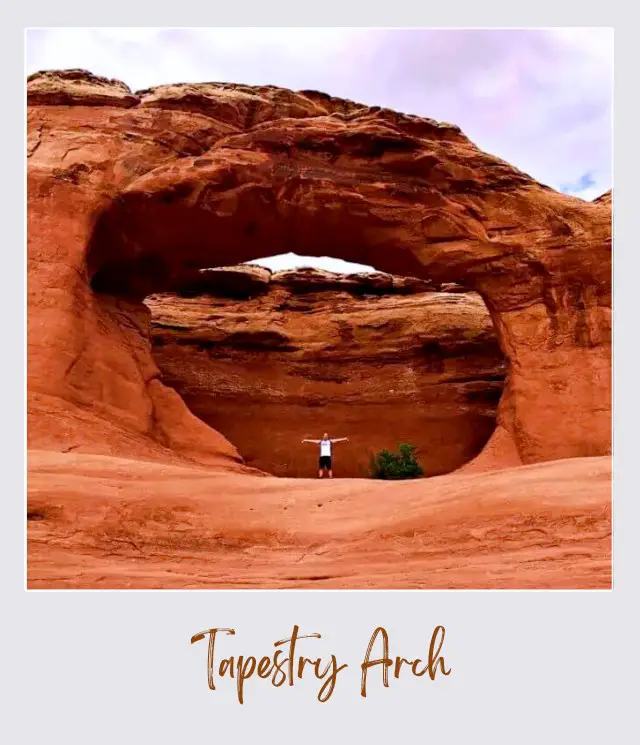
[27,70,612,471]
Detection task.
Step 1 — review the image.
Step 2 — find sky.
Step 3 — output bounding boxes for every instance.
[26,27,612,274]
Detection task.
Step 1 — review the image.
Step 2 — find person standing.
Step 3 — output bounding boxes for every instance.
[301,433,349,478]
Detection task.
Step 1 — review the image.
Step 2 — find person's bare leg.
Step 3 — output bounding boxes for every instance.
[328,469,333,479]
[318,469,323,478]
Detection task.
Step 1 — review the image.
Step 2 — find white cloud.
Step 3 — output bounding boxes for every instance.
[566,186,603,202]
[248,253,375,274]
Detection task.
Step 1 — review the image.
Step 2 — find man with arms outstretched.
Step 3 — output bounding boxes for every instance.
[301,433,349,478]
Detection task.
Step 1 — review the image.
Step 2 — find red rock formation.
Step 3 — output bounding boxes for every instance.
[27,70,612,589]
[147,267,504,477]
[593,189,612,206]
[27,69,611,472]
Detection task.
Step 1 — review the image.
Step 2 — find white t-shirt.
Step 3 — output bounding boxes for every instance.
[320,439,332,457]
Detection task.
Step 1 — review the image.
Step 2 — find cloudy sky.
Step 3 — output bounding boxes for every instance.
[26,28,612,273]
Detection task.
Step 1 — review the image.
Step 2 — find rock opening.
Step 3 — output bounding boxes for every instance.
[144,262,506,477]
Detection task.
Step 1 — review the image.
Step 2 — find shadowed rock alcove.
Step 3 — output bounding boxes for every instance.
[84,153,512,478]
[144,262,506,477]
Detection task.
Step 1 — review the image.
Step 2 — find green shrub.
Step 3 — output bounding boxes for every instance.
[369,443,424,480]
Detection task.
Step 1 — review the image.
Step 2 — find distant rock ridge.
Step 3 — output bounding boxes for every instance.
[166,264,469,298]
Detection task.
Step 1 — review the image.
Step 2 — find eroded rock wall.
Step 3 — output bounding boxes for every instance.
[147,267,504,476]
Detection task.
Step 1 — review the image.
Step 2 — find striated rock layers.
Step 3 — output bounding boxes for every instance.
[147,266,505,477]
[28,69,612,471]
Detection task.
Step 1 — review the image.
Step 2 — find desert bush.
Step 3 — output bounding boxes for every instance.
[369,443,424,480]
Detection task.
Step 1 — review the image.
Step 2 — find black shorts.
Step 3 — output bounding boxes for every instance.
[319,455,332,470]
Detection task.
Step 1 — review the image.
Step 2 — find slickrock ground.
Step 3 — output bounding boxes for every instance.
[147,266,505,478]
[27,70,612,589]
[28,451,611,589]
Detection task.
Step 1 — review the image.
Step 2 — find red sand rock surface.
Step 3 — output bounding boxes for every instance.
[27,71,612,589]
[28,451,611,589]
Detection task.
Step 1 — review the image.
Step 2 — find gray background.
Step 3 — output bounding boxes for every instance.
[6,2,636,743]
